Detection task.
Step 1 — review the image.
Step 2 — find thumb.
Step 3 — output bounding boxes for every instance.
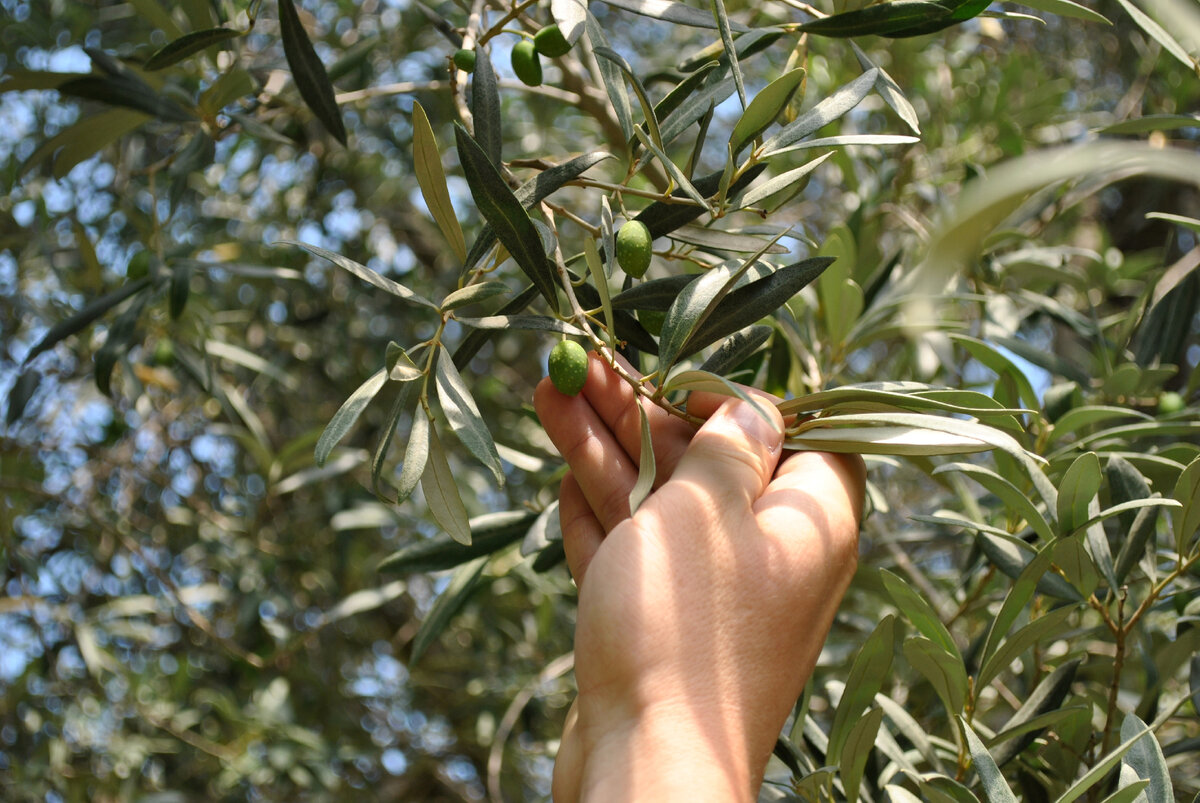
[665,396,784,510]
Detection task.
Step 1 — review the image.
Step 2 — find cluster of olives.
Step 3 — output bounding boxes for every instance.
[453,24,574,87]
[548,221,656,395]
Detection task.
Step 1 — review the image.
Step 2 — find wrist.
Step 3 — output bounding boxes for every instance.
[572,697,761,803]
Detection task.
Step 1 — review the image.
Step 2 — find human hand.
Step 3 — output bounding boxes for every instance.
[533,354,866,802]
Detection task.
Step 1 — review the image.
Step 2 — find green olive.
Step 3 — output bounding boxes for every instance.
[638,309,666,336]
[616,220,653,279]
[153,339,175,367]
[1158,391,1186,415]
[452,48,477,73]
[548,340,588,396]
[533,24,572,58]
[511,40,543,87]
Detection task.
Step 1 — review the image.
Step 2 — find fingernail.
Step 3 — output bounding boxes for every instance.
[727,400,781,453]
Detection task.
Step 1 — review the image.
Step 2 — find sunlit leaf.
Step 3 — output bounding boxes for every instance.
[279,240,438,309]
[959,718,1018,803]
[422,425,472,545]
[412,101,467,263]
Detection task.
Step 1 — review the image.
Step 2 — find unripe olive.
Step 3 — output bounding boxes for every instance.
[533,24,572,58]
[452,48,477,73]
[548,340,588,396]
[127,250,151,280]
[1158,391,1186,415]
[511,40,542,87]
[638,309,665,336]
[153,339,175,367]
[616,220,653,278]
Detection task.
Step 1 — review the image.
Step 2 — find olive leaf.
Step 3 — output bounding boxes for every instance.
[412,101,467,263]
[315,368,388,467]
[379,510,535,574]
[435,345,505,485]
[144,27,241,70]
[278,0,346,144]
[455,124,559,304]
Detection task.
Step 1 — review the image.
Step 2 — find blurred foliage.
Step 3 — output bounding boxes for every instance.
[1,0,1199,800]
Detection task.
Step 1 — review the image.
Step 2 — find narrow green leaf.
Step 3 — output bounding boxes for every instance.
[422,425,472,545]
[790,412,1038,464]
[5,371,40,425]
[759,67,878,159]
[631,164,768,240]
[1100,115,1200,135]
[1172,455,1200,555]
[1053,722,1154,803]
[839,707,884,803]
[1057,452,1102,536]
[663,370,776,427]
[632,127,709,211]
[23,277,152,366]
[786,424,994,457]
[978,605,1078,690]
[1117,713,1171,803]
[1110,0,1195,71]
[657,262,762,371]
[979,547,1058,674]
[709,0,745,107]
[654,61,721,122]
[1013,0,1110,23]
[169,262,190,319]
[380,510,535,574]
[1112,457,1161,580]
[797,0,951,37]
[762,133,919,160]
[669,226,789,255]
[629,402,656,513]
[730,68,806,155]
[396,402,430,504]
[412,101,467,264]
[584,237,615,349]
[881,569,959,661]
[453,315,584,335]
[1049,406,1152,445]
[990,661,1084,766]
[905,637,968,716]
[144,27,241,70]
[200,67,257,115]
[829,615,895,762]
[279,240,438,308]
[595,47,664,152]
[600,196,617,277]
[278,0,347,144]
[611,274,698,311]
[440,282,510,311]
[959,718,1018,803]
[852,42,919,134]
[934,462,1054,541]
[58,75,194,123]
[455,125,559,304]
[469,46,502,165]
[697,325,773,377]
[409,556,487,663]
[463,152,614,270]
[732,152,833,211]
[585,13,633,141]
[31,109,150,180]
[1099,782,1150,803]
[658,75,736,147]
[371,379,418,499]
[1052,536,1099,597]
[977,533,1083,602]
[435,346,504,485]
[315,368,387,467]
[682,257,834,359]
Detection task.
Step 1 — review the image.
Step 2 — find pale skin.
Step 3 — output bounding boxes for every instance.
[533,353,867,803]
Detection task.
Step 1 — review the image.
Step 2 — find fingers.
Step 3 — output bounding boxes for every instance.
[535,375,638,530]
[665,397,786,512]
[581,353,695,480]
[755,451,866,560]
[559,472,604,587]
